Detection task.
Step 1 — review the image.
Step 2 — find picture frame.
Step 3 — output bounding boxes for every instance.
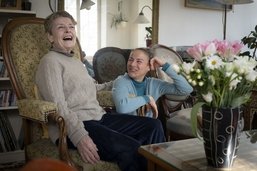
[185,0,233,11]
[0,0,22,10]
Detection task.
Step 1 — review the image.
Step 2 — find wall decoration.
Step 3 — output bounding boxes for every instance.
[0,0,21,10]
[185,0,233,11]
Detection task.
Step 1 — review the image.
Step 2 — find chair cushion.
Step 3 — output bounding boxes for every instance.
[93,47,127,83]
[26,138,120,171]
[166,108,194,137]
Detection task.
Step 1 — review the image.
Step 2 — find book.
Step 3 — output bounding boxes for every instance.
[0,117,7,152]
[0,113,18,151]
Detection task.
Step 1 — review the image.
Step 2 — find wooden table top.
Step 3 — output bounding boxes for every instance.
[139,132,257,171]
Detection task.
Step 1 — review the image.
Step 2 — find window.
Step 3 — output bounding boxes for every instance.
[65,0,98,57]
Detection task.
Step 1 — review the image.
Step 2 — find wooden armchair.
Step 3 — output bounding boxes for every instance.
[2,17,119,171]
[151,44,196,140]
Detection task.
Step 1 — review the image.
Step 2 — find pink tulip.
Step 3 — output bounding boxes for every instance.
[187,43,203,61]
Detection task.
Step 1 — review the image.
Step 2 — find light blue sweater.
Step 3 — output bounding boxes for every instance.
[112,64,193,117]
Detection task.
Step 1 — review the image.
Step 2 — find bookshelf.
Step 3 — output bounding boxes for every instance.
[0,9,36,168]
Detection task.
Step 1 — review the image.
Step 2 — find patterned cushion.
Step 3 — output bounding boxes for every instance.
[97,91,114,107]
[27,138,120,171]
[17,99,57,122]
[93,47,127,83]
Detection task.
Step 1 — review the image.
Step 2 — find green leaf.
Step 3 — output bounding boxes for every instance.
[191,102,205,140]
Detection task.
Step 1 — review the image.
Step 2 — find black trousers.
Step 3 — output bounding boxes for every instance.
[63,112,166,171]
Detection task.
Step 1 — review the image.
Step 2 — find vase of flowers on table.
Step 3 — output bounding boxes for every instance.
[173,39,257,168]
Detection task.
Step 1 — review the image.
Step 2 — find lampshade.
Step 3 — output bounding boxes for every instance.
[135,5,152,24]
[215,0,254,4]
[135,12,150,24]
[80,0,95,10]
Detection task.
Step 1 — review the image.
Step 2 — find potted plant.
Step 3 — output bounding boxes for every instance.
[145,26,152,47]
[111,12,128,29]
[240,25,257,59]
[240,25,257,141]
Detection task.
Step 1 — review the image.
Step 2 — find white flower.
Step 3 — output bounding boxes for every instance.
[199,81,204,86]
[246,70,257,82]
[224,62,234,72]
[230,78,240,90]
[181,61,195,74]
[202,92,213,103]
[225,71,233,78]
[191,80,197,86]
[197,74,201,79]
[172,64,180,73]
[206,55,223,70]
[233,56,251,74]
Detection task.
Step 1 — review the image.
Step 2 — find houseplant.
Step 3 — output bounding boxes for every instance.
[240,25,257,60]
[111,12,128,29]
[173,39,257,168]
[145,26,152,47]
[240,25,257,143]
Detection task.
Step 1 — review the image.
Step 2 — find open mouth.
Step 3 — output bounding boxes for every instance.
[128,68,138,72]
[63,36,73,41]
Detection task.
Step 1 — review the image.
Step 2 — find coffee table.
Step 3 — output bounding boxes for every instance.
[138,132,257,171]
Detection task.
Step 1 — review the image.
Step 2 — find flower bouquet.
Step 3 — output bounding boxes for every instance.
[173,39,257,168]
[175,40,257,109]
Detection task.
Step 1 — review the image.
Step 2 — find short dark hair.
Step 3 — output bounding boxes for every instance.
[44,11,77,34]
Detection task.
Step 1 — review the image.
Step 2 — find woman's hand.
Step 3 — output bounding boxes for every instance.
[77,135,100,164]
[150,57,165,70]
[148,96,158,118]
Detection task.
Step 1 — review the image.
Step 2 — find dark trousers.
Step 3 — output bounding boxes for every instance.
[62,112,166,171]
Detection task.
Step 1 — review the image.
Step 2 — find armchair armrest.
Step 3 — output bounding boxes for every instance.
[97,90,115,108]
[165,94,188,101]
[18,99,79,169]
[17,99,58,123]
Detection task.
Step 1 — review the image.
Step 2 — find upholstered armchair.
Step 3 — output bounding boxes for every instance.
[151,44,196,141]
[93,47,131,84]
[2,17,119,171]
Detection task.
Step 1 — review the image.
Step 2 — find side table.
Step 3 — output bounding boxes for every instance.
[138,132,257,171]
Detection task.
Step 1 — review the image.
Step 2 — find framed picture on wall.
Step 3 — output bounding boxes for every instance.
[185,0,233,11]
[0,0,21,10]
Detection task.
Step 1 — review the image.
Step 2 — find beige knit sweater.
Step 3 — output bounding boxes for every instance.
[36,51,111,146]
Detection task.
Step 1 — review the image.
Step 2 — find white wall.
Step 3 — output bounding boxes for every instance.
[159,0,257,47]
[30,0,56,18]
[105,0,152,49]
[105,0,133,48]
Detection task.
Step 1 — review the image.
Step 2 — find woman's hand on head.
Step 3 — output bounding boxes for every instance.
[150,57,165,70]
[77,135,100,164]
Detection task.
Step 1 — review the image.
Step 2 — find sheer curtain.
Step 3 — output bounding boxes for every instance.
[65,0,98,59]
